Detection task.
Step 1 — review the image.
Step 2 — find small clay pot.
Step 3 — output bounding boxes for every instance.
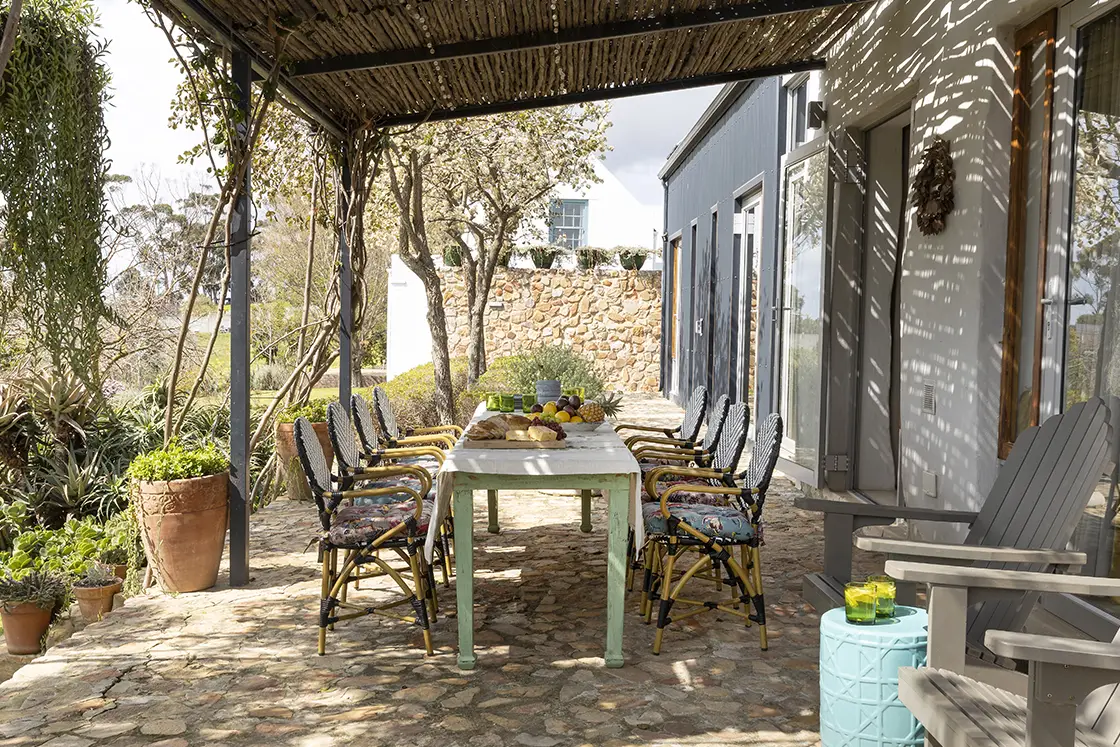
[73,580,123,623]
[112,564,127,581]
[1,602,52,655]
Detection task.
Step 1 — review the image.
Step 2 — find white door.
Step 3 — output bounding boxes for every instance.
[737,192,763,425]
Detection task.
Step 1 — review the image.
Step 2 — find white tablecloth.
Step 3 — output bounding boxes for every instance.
[423,405,642,561]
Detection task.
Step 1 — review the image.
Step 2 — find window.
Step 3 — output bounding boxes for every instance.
[548,199,588,248]
[787,79,810,149]
[998,10,1057,459]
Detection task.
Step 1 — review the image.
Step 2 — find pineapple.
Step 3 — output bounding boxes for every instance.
[597,391,623,418]
[578,401,605,423]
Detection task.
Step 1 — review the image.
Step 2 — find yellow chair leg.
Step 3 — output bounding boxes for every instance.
[652,540,677,655]
[407,548,434,656]
[318,548,331,655]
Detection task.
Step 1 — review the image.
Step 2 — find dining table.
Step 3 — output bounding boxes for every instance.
[423,405,642,670]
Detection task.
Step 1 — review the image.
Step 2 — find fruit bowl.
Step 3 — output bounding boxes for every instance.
[560,421,605,432]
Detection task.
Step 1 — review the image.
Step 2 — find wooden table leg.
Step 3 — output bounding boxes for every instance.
[604,476,630,668]
[487,489,499,534]
[580,489,592,533]
[454,488,477,670]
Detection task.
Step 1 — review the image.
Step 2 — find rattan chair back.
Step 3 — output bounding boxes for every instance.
[711,403,749,475]
[742,413,783,507]
[351,394,379,454]
[327,400,362,474]
[372,386,400,441]
[699,395,731,453]
[680,386,708,443]
[295,416,335,527]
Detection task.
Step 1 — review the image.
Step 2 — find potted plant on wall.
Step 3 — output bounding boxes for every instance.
[274,399,333,502]
[127,441,229,593]
[72,563,122,623]
[575,247,609,270]
[442,245,463,267]
[529,245,562,269]
[616,247,648,271]
[0,570,68,655]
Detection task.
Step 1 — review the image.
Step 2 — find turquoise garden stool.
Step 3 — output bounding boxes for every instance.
[819,605,927,746]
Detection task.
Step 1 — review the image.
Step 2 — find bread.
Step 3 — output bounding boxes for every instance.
[503,414,533,429]
[528,425,558,442]
[466,419,506,440]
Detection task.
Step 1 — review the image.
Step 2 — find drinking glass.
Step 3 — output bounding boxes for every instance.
[868,574,896,618]
[844,582,878,624]
[499,394,516,413]
[485,393,501,412]
[521,394,537,411]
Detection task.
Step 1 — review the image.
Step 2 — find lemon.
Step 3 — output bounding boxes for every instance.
[555,411,571,423]
[543,402,558,416]
[570,415,583,423]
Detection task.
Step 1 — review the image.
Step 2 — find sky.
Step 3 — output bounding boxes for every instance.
[98,0,720,218]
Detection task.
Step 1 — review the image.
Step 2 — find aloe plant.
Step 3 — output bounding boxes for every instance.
[23,371,100,446]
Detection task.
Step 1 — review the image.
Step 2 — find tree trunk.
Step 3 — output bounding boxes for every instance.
[0,0,23,84]
[423,278,455,423]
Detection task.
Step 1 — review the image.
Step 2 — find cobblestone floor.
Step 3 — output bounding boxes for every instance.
[0,395,884,746]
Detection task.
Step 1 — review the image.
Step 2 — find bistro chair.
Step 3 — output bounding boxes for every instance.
[639,411,782,655]
[295,416,437,657]
[616,386,707,452]
[353,393,442,477]
[327,400,450,586]
[353,393,454,582]
[372,386,462,450]
[633,395,731,474]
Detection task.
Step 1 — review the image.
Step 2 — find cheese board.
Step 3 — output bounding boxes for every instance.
[461,439,569,449]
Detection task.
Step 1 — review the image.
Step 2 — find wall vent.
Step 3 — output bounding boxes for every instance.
[922,383,936,415]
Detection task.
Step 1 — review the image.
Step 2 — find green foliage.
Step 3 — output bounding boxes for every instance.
[0,514,123,579]
[528,245,563,269]
[0,570,68,612]
[492,344,607,400]
[277,398,331,424]
[377,359,473,429]
[126,441,228,483]
[575,247,609,270]
[0,0,111,387]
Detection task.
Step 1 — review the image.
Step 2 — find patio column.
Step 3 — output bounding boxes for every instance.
[338,145,353,410]
[228,49,252,587]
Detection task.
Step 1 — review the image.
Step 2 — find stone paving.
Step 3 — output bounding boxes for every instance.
[0,395,885,746]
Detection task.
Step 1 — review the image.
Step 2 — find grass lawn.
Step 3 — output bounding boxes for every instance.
[195,387,341,408]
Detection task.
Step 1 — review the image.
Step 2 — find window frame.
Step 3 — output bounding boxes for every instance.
[997,9,1058,460]
[548,198,589,249]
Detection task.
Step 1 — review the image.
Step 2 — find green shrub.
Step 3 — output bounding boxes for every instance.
[378,359,472,429]
[488,344,606,400]
[277,398,331,424]
[575,247,609,270]
[126,441,228,482]
[616,246,648,270]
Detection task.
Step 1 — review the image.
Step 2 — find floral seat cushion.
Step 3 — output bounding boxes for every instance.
[351,474,433,506]
[640,474,730,507]
[396,455,442,474]
[642,501,755,541]
[328,500,432,547]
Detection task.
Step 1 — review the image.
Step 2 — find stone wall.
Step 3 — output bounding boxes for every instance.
[439,268,662,392]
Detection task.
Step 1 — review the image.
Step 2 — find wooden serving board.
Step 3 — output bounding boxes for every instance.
[461,439,569,449]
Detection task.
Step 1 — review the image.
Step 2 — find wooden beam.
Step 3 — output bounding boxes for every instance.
[376,60,826,127]
[291,0,862,77]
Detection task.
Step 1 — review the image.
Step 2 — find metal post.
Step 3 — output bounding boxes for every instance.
[228,50,252,587]
[338,146,353,410]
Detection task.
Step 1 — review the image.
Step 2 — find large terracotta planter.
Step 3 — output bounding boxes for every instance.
[136,472,229,593]
[275,421,333,501]
[73,581,122,623]
[1,602,52,655]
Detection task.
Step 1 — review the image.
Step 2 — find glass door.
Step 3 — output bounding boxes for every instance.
[742,193,763,427]
[1043,0,1120,584]
[777,143,828,473]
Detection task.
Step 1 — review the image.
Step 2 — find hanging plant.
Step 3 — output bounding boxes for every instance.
[910,136,955,236]
[0,0,110,389]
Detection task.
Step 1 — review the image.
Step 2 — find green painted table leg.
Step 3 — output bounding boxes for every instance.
[487,490,499,534]
[580,489,592,533]
[604,476,630,668]
[454,488,476,671]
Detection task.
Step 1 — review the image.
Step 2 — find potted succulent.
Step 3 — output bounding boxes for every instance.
[442,246,463,267]
[575,247,609,270]
[0,570,68,655]
[127,441,229,593]
[617,247,648,271]
[274,399,334,502]
[72,563,122,623]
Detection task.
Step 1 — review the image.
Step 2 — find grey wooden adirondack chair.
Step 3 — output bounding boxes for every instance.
[797,397,1113,623]
[888,559,1120,747]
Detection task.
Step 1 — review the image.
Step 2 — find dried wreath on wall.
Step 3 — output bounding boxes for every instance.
[910,136,955,236]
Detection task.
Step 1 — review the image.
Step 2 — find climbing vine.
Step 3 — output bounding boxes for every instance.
[0,0,111,388]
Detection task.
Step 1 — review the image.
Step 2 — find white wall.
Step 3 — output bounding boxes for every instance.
[386,254,435,379]
[824,0,1059,540]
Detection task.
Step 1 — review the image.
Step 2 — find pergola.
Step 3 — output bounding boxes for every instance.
[153,0,871,585]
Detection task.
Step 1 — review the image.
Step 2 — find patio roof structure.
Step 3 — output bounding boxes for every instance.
[152,0,872,585]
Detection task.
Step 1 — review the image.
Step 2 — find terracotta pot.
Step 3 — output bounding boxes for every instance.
[73,580,122,622]
[112,564,127,581]
[1,602,52,655]
[136,472,229,593]
[275,421,333,502]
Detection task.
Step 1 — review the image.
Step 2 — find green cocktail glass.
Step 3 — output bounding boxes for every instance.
[868,575,896,618]
[486,393,501,411]
[499,394,516,413]
[844,582,878,624]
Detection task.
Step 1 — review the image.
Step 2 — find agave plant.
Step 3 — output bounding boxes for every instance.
[23,371,100,447]
[0,384,31,469]
[31,449,124,528]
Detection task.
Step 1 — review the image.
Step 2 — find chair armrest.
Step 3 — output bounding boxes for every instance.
[625,434,691,450]
[396,433,456,449]
[984,631,1120,672]
[378,446,445,466]
[885,560,1120,597]
[795,496,979,524]
[633,448,701,463]
[615,423,674,436]
[412,424,463,437]
[855,537,1086,566]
